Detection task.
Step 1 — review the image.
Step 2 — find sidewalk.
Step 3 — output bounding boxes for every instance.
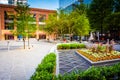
[0,39,55,80]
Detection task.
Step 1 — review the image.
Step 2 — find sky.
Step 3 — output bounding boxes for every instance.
[28,0,59,10]
[0,0,8,4]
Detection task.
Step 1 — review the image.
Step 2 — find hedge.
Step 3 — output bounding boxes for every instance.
[30,53,56,80]
[31,52,120,80]
[57,63,120,80]
[57,43,86,50]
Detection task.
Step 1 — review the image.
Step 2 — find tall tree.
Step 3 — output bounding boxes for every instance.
[14,3,36,49]
[58,10,68,39]
[88,0,114,34]
[70,11,90,42]
[104,12,120,40]
[71,2,90,41]
[44,10,68,40]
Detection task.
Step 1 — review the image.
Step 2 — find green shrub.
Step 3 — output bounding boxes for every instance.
[42,53,56,65]
[57,43,86,50]
[31,52,120,80]
[62,44,70,49]
[77,43,86,48]
[101,63,120,80]
[31,70,53,80]
[31,53,56,80]
[57,44,70,49]
[82,67,105,80]
[55,63,120,80]
[70,43,77,49]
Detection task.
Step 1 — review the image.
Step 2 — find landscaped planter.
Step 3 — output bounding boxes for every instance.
[76,49,120,66]
[57,43,86,50]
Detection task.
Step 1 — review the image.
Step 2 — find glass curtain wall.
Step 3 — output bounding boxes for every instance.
[59,0,91,13]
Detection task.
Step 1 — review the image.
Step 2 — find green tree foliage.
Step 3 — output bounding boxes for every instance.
[71,3,90,41]
[58,9,90,41]
[73,1,87,15]
[44,11,68,40]
[88,0,114,33]
[44,3,90,41]
[14,3,36,49]
[103,0,120,32]
[44,13,58,35]
[43,13,59,41]
[114,0,120,12]
[104,12,120,30]
[57,10,68,35]
[74,14,90,36]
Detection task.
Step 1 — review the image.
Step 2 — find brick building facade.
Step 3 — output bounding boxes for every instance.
[0,4,56,40]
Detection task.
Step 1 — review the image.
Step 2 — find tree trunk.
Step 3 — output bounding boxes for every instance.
[69,34,72,41]
[23,38,25,49]
[79,34,82,43]
[28,36,30,49]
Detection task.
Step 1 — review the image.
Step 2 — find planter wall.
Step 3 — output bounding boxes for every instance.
[76,51,120,66]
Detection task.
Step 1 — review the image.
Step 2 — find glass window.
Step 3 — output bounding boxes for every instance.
[39,14,46,22]
[4,11,14,20]
[5,22,14,30]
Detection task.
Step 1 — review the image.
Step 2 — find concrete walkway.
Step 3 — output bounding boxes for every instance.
[0,39,55,80]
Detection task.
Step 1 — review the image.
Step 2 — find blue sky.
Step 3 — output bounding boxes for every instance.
[28,0,59,10]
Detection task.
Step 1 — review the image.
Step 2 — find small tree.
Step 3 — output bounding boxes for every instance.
[57,10,68,40]
[74,13,90,42]
[69,3,90,42]
[14,3,36,49]
[44,13,58,40]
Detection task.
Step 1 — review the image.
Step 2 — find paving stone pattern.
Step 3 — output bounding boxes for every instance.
[0,39,55,80]
[58,50,91,75]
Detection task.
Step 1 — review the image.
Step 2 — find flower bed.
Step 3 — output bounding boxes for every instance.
[77,49,120,62]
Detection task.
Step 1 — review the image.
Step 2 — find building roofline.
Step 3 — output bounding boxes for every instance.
[30,7,56,13]
[0,4,56,13]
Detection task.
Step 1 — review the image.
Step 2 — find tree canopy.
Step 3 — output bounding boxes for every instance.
[44,3,90,41]
[87,0,114,33]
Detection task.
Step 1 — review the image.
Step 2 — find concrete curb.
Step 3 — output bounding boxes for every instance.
[76,51,120,66]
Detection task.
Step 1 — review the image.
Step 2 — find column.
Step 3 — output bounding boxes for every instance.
[36,13,39,40]
[0,9,5,40]
[0,6,1,40]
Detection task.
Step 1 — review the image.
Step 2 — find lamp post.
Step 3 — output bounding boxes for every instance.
[97,32,100,41]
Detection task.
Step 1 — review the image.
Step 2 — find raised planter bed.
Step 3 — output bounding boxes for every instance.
[76,50,120,66]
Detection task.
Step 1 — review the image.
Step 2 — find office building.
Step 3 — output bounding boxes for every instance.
[0,0,27,5]
[0,4,56,40]
[59,0,91,13]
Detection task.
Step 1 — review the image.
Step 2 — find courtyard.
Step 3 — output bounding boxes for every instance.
[0,39,120,80]
[0,39,55,80]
